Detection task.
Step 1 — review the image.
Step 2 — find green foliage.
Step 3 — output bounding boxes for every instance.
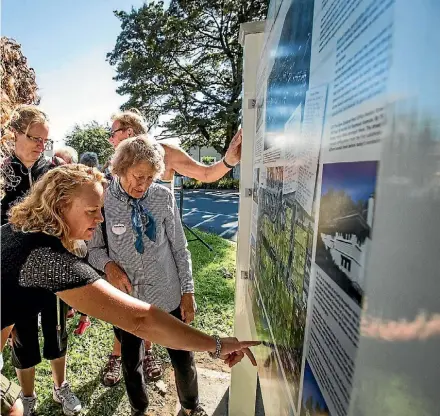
[108,0,268,155]
[65,121,114,165]
[183,177,239,190]
[201,156,216,165]
[319,188,368,226]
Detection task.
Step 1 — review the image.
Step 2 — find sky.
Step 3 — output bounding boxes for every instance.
[301,362,329,413]
[321,161,378,203]
[1,0,169,145]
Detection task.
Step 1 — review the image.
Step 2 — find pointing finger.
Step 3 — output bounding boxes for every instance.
[242,347,257,366]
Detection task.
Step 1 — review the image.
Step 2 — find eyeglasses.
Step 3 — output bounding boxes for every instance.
[19,130,53,150]
[110,128,126,138]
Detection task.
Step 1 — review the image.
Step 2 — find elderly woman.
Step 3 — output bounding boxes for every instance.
[102,109,242,386]
[88,136,207,416]
[1,164,258,416]
[54,146,78,164]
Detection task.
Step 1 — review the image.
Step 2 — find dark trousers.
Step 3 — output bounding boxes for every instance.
[114,307,199,414]
[11,295,69,369]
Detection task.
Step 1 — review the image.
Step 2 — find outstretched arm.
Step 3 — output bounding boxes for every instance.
[163,129,242,183]
[57,279,258,366]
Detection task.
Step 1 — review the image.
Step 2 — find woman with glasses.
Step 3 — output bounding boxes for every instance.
[1,105,60,224]
[0,105,82,416]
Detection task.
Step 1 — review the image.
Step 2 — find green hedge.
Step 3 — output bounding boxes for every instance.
[183,177,239,190]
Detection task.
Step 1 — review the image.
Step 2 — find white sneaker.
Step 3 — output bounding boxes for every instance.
[19,392,37,416]
[53,382,82,415]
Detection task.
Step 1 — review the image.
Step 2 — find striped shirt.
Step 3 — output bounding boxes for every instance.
[88,179,193,313]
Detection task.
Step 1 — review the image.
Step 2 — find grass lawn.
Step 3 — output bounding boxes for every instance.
[2,230,236,415]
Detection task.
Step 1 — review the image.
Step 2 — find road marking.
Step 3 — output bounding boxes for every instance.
[182,208,197,217]
[193,214,222,228]
[180,207,238,219]
[219,226,238,237]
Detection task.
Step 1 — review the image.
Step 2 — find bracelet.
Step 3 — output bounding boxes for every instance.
[208,335,222,359]
[222,158,235,170]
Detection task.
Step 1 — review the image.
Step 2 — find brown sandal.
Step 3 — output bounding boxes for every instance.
[101,354,122,387]
[143,349,163,381]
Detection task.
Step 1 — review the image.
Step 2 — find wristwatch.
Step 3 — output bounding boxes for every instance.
[209,335,222,359]
[222,158,235,169]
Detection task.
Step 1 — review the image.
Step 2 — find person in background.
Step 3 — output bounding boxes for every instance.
[54,146,78,164]
[1,164,259,416]
[0,106,64,224]
[79,151,100,169]
[100,109,242,387]
[101,159,112,180]
[0,106,82,416]
[109,109,241,189]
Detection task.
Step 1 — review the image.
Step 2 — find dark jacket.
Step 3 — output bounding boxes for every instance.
[1,154,63,225]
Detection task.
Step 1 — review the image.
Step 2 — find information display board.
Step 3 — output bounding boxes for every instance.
[245,1,440,415]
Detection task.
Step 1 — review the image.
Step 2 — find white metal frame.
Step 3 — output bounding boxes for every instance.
[229,21,265,416]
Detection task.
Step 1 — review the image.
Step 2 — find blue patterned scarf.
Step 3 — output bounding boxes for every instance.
[112,179,157,254]
[129,198,156,254]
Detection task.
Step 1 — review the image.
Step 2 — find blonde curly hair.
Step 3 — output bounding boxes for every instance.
[9,164,106,252]
[112,135,165,179]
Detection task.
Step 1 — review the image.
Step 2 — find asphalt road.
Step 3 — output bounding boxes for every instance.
[175,189,239,242]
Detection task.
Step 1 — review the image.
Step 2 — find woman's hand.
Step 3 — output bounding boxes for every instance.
[224,129,242,167]
[219,337,260,368]
[104,262,132,294]
[180,293,196,324]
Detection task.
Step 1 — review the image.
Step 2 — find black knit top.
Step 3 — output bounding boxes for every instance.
[1,155,63,225]
[1,224,101,329]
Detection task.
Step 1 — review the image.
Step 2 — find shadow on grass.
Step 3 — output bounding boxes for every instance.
[74,374,101,407]
[86,382,126,416]
[186,230,236,336]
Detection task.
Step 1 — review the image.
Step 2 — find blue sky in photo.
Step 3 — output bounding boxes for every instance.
[301,361,329,413]
[1,0,170,142]
[321,161,378,203]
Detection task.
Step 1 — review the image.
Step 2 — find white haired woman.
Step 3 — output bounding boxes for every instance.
[88,136,211,415]
[54,146,78,164]
[102,109,242,385]
[1,164,259,416]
